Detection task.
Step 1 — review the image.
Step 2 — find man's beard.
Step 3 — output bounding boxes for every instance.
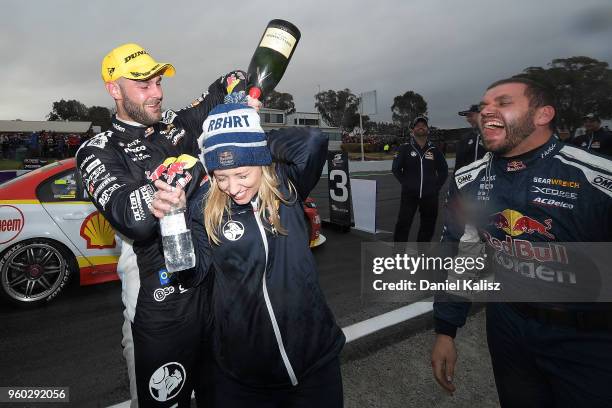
[121,93,161,126]
[484,108,536,155]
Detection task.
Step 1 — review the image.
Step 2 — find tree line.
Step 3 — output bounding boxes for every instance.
[47,56,611,134]
[47,99,113,131]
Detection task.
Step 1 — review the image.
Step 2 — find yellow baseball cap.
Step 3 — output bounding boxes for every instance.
[101,43,175,82]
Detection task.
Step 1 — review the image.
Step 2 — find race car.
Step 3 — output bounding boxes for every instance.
[0,158,325,307]
[303,196,326,248]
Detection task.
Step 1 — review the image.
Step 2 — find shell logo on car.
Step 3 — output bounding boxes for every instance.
[0,205,25,244]
[80,211,116,249]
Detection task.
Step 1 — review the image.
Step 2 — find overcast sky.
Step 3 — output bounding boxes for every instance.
[2,0,611,128]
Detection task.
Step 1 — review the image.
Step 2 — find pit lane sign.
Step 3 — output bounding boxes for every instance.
[327,151,352,227]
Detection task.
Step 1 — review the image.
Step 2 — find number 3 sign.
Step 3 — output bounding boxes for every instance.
[327,151,352,228]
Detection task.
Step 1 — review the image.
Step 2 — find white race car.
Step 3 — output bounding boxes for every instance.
[0,159,120,306]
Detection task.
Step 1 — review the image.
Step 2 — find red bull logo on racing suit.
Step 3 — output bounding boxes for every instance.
[488,209,555,239]
[146,154,198,187]
[485,209,574,285]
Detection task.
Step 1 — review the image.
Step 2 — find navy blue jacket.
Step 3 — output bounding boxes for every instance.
[189,127,345,387]
[454,128,486,173]
[434,136,612,337]
[571,127,612,157]
[392,138,448,197]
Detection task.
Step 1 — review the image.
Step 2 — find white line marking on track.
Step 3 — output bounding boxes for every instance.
[342,300,433,343]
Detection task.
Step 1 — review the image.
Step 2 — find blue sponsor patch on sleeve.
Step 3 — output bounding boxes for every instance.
[158,268,175,286]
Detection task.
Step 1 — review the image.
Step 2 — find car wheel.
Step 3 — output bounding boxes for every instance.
[0,240,74,307]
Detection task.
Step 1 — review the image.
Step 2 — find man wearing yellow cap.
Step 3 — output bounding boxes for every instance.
[77,43,251,407]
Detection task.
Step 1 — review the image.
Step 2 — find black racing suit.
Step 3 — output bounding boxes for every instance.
[76,73,240,407]
[434,136,612,406]
[571,126,612,157]
[392,137,448,242]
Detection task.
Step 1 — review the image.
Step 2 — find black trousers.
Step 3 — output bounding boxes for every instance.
[486,303,612,408]
[131,272,212,407]
[393,191,439,242]
[206,357,343,408]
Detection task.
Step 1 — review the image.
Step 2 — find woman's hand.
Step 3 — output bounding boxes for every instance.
[150,180,186,219]
[246,96,262,112]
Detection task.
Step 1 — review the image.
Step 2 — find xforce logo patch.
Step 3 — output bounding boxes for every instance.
[530,186,577,200]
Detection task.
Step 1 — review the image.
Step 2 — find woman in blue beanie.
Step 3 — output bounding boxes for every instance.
[153,103,345,407]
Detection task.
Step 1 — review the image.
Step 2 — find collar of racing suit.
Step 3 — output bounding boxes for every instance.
[110,115,149,139]
[492,135,560,174]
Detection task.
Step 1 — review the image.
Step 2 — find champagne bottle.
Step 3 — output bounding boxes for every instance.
[247,19,301,100]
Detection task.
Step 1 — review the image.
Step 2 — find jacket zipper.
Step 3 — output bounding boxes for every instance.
[411,139,426,198]
[417,144,433,199]
[251,200,299,386]
[419,153,424,198]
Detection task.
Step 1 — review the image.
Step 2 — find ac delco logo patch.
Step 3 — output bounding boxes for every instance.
[0,205,25,244]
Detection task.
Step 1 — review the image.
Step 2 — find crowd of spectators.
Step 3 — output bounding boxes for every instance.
[0,130,93,160]
[342,123,610,156]
[342,132,447,154]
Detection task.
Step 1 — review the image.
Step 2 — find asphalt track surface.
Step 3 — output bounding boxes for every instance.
[0,173,500,407]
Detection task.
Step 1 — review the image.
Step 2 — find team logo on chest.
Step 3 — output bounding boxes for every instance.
[223,220,245,241]
[506,160,526,172]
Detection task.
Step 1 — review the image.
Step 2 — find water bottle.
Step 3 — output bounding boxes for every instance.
[247,19,301,100]
[160,204,195,272]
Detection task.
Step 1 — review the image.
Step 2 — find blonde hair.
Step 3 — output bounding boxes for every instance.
[204,164,296,245]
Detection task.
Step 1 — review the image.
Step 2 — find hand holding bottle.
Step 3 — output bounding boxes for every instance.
[223,91,262,111]
[151,180,195,272]
[151,180,185,219]
[247,95,262,111]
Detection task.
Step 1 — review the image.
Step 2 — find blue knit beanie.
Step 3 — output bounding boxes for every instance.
[199,103,272,172]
